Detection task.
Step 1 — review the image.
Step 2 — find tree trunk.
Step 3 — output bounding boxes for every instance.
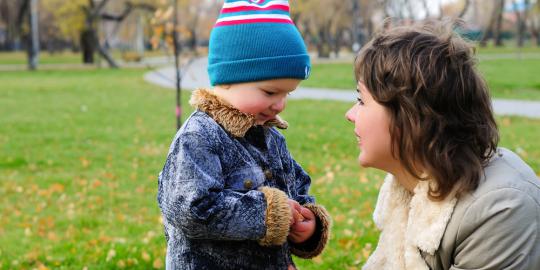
[97,42,119,68]
[494,0,505,46]
[458,0,471,18]
[531,26,540,46]
[316,43,330,58]
[351,0,360,52]
[315,23,331,58]
[514,0,527,47]
[80,28,96,63]
[27,0,39,70]
[480,12,494,46]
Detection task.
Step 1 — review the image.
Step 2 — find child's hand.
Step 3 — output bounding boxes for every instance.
[288,207,316,244]
[287,199,303,226]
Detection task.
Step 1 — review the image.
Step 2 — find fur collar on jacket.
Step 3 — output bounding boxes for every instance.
[189,88,288,137]
[362,174,457,270]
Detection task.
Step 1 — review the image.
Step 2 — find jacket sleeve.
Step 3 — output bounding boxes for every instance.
[158,131,285,242]
[281,138,332,258]
[450,188,539,270]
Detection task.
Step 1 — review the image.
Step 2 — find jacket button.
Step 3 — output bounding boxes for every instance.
[264,170,273,179]
[243,179,253,189]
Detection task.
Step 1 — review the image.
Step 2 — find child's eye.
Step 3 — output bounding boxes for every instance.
[357,97,364,105]
[263,90,274,96]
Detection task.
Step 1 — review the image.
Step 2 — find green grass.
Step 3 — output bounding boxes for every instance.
[0,52,83,65]
[0,51,171,65]
[0,69,539,269]
[302,56,540,100]
[476,43,540,54]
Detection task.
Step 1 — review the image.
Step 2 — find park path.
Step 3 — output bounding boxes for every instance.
[144,57,540,119]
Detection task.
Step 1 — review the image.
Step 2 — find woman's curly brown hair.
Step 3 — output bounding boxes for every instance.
[354,20,499,201]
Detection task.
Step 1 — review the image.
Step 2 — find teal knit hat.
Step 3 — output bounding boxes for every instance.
[207,0,311,86]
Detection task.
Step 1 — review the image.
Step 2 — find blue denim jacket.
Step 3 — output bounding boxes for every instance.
[157,89,330,270]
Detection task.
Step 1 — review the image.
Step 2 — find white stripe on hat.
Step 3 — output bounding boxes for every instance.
[216,13,292,23]
[222,0,290,9]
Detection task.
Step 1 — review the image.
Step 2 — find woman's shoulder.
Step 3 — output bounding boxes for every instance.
[471,147,540,202]
[439,148,540,270]
[451,147,540,226]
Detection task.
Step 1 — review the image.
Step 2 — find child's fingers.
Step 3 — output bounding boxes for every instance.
[299,207,315,220]
[289,209,295,226]
[291,219,311,232]
[288,199,302,211]
[294,210,304,222]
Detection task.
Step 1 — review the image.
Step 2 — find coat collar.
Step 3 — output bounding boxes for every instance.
[189,88,288,137]
[364,174,457,270]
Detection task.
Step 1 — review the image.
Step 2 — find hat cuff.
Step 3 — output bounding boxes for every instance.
[208,54,310,86]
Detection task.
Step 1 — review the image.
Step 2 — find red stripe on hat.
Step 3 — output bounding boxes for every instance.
[215,18,293,27]
[221,4,290,14]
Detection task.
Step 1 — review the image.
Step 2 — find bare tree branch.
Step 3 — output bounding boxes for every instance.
[91,0,110,18]
[16,0,29,27]
[100,2,156,21]
[458,0,471,18]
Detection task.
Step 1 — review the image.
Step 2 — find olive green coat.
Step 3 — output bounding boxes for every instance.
[363,148,540,270]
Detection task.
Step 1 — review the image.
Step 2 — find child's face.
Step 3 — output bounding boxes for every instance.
[345,82,397,171]
[214,78,301,125]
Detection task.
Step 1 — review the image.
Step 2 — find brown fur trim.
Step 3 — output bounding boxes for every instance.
[258,186,291,246]
[290,204,332,258]
[264,115,288,129]
[190,89,255,137]
[190,89,289,137]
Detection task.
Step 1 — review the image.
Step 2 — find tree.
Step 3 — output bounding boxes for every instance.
[530,0,540,45]
[40,0,155,67]
[480,0,505,47]
[79,0,154,68]
[513,0,528,47]
[9,0,39,69]
[41,0,86,49]
[0,0,23,50]
[149,0,217,56]
[292,0,351,58]
[458,0,471,18]
[493,0,505,46]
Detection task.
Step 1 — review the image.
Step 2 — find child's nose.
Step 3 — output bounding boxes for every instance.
[271,97,286,112]
[345,106,357,123]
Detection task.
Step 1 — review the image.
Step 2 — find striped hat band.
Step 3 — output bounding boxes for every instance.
[215,0,292,27]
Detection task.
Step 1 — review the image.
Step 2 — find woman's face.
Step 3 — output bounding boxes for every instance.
[345,82,397,171]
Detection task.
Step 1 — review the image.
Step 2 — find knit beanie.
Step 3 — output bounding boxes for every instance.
[207,0,311,86]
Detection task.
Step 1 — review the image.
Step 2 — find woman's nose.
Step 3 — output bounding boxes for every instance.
[345,105,357,123]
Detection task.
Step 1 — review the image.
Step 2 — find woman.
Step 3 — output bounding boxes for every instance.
[346,20,540,270]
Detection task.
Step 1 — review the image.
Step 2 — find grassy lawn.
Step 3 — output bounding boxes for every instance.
[0,51,173,66]
[0,52,83,65]
[475,43,540,54]
[0,69,539,269]
[302,52,540,101]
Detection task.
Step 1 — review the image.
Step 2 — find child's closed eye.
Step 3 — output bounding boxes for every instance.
[263,90,275,96]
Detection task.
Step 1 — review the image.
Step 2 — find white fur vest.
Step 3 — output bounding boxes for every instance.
[362,175,457,270]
